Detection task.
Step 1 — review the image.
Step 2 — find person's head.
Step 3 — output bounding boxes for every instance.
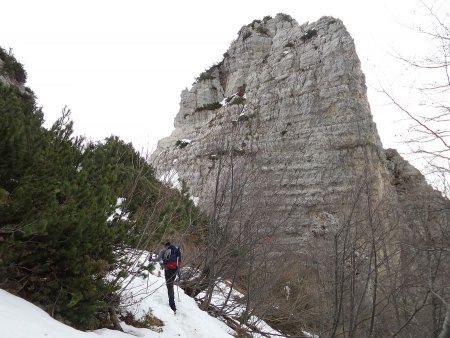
[164,241,171,248]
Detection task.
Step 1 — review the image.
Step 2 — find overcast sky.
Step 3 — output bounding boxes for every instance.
[0,0,439,159]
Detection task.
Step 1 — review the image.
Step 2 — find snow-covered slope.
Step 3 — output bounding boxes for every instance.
[0,252,234,338]
[0,289,132,338]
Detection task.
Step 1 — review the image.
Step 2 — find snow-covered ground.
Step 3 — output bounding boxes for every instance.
[197,280,283,338]
[0,251,234,338]
[197,280,317,338]
[0,250,317,338]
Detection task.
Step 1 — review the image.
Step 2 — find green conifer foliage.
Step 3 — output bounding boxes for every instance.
[0,84,44,192]
[0,95,119,328]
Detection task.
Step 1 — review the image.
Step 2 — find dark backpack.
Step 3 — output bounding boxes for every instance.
[163,244,182,270]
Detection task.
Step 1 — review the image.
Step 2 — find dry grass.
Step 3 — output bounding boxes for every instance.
[121,310,164,330]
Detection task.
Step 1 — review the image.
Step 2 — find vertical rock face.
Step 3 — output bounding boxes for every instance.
[150,14,436,247]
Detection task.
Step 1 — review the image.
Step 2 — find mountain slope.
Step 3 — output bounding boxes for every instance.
[0,255,235,338]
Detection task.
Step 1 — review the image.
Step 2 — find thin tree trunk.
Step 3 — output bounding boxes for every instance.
[439,305,450,338]
[108,306,123,331]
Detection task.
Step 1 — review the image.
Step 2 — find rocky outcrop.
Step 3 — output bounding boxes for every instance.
[0,57,15,87]
[150,14,444,248]
[386,148,450,234]
[0,54,27,93]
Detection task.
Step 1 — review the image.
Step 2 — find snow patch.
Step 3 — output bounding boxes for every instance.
[239,104,248,116]
[196,279,319,338]
[221,92,240,107]
[107,197,130,222]
[197,280,284,338]
[190,196,200,206]
[160,169,181,191]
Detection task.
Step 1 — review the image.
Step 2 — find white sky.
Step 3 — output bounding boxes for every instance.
[0,0,438,159]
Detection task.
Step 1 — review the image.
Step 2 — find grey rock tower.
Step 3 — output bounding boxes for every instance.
[151,14,392,246]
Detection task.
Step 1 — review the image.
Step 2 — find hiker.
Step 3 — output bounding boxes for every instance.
[154,241,181,314]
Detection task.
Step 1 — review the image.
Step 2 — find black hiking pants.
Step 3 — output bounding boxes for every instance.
[164,268,177,311]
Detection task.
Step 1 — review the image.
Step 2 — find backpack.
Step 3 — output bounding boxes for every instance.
[163,244,182,270]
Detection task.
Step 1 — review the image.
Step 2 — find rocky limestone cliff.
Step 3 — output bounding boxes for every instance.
[150,14,444,249]
[0,51,27,93]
